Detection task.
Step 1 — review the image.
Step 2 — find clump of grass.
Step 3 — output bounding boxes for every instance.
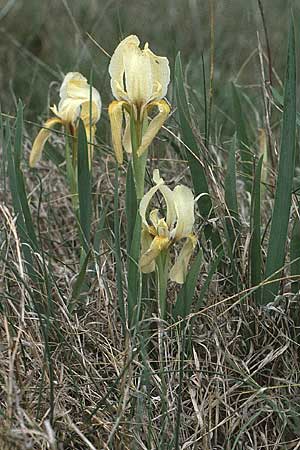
[1,247,300,449]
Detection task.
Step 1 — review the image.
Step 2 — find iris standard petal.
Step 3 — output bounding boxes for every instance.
[169,235,197,284]
[144,43,170,99]
[29,117,62,167]
[156,218,170,238]
[139,182,163,228]
[89,87,102,121]
[158,184,176,230]
[140,235,170,273]
[109,35,140,100]
[54,98,101,127]
[60,72,101,103]
[108,100,127,164]
[149,209,159,229]
[53,98,83,124]
[172,185,195,239]
[137,99,170,156]
[59,72,83,100]
[123,43,153,105]
[139,169,164,228]
[56,72,101,124]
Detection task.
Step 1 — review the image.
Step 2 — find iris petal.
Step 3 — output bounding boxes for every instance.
[108,100,127,164]
[139,169,164,228]
[158,184,176,230]
[144,44,170,99]
[137,99,170,156]
[122,110,132,154]
[124,46,153,105]
[172,185,195,239]
[109,35,170,108]
[169,235,197,284]
[30,72,101,167]
[84,124,96,168]
[140,235,170,273]
[140,229,155,273]
[58,72,101,125]
[29,117,62,167]
[109,35,140,100]
[59,72,86,99]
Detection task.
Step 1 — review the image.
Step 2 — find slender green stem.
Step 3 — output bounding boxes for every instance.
[130,112,148,200]
[156,250,169,320]
[155,250,169,447]
[72,134,77,172]
[126,112,148,327]
[133,149,147,200]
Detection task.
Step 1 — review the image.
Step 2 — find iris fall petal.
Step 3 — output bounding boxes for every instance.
[169,235,197,284]
[29,117,62,167]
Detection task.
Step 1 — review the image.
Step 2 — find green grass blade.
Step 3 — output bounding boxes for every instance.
[6,106,39,281]
[174,323,186,450]
[126,162,137,254]
[14,100,23,167]
[232,83,253,191]
[44,144,65,168]
[127,212,142,328]
[93,202,109,255]
[77,119,92,253]
[231,411,262,450]
[175,53,209,213]
[201,53,208,146]
[175,53,221,250]
[225,135,239,216]
[69,249,91,313]
[6,118,36,281]
[173,249,203,319]
[14,100,38,251]
[250,156,263,303]
[224,135,240,287]
[195,249,224,309]
[271,86,300,128]
[113,165,126,330]
[6,119,22,221]
[290,216,300,294]
[262,17,296,304]
[65,137,77,209]
[0,109,6,194]
[224,134,240,252]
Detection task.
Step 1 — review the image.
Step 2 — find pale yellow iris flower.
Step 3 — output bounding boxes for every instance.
[139,169,197,284]
[29,72,101,167]
[108,35,171,164]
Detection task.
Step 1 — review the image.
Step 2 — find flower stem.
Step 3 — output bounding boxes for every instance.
[156,250,169,320]
[130,112,147,200]
[156,251,169,444]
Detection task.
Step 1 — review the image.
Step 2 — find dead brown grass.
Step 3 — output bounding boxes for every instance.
[1,158,300,449]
